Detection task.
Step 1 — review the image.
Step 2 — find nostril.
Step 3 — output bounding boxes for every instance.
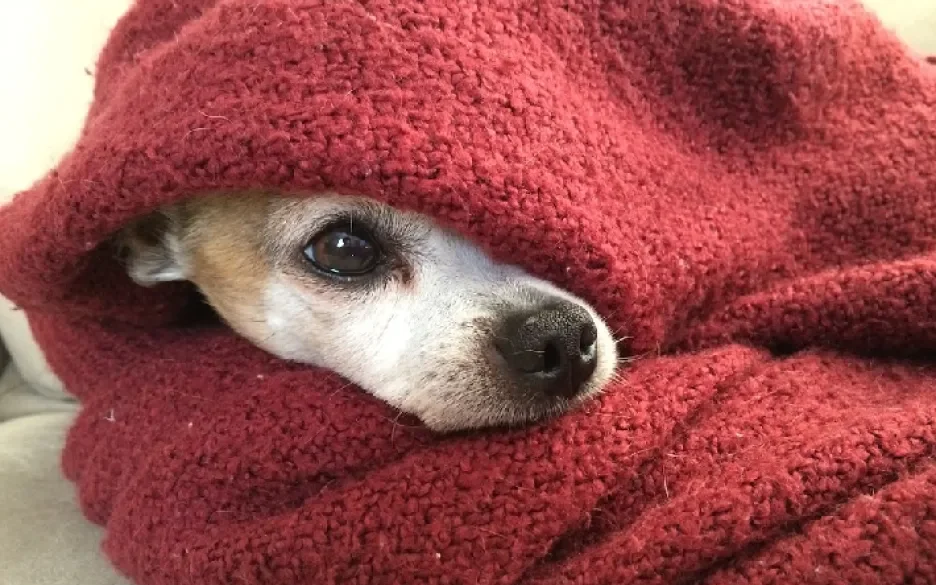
[579,322,598,356]
[498,344,545,374]
[542,340,562,374]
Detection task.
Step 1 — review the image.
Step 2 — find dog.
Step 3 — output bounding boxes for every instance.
[118,193,617,431]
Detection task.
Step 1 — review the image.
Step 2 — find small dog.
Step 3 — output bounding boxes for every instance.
[118,193,617,431]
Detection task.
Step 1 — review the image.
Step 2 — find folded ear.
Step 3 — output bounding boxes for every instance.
[116,210,190,286]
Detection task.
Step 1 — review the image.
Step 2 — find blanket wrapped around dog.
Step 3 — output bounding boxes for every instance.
[1,0,935,583]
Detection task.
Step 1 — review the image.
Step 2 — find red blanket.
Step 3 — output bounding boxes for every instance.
[1,0,935,583]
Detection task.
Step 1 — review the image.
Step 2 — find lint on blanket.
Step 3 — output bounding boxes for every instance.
[0,0,934,584]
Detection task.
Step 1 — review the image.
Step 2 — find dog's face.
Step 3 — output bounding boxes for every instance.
[119,193,617,431]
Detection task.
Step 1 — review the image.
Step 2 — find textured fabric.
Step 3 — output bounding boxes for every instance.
[0,0,934,583]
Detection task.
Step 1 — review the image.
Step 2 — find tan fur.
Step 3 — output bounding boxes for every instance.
[179,195,272,343]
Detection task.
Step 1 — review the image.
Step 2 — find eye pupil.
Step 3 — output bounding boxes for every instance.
[304,225,379,276]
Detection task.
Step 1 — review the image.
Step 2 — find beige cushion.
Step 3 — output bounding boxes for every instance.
[0,410,131,585]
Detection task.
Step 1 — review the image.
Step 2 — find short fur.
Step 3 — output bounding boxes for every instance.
[118,193,618,431]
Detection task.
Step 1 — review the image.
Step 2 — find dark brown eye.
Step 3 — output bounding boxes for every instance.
[303,223,380,276]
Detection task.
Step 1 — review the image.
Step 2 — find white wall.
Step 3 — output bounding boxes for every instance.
[0,1,133,200]
[861,0,936,55]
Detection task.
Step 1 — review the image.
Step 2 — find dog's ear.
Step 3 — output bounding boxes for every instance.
[116,210,189,286]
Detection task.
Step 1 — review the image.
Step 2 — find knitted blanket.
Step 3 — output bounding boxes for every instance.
[1,0,934,583]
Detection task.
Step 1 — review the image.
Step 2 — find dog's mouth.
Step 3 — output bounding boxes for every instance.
[411,375,610,433]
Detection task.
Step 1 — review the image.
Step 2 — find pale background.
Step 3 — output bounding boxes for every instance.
[0,1,932,584]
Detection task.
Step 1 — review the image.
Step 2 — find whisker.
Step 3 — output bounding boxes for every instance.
[258,328,279,345]
[506,349,545,357]
[374,290,402,345]
[327,380,356,398]
[610,323,631,338]
[379,409,420,443]
[618,351,650,365]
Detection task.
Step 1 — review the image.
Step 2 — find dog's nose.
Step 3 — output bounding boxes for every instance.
[494,301,598,398]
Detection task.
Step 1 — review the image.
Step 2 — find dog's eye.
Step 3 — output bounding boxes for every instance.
[303,223,380,276]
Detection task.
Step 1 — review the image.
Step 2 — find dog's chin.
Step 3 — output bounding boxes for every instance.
[404,378,610,434]
[416,402,565,434]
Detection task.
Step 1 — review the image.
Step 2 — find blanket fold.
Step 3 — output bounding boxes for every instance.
[0,0,934,583]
